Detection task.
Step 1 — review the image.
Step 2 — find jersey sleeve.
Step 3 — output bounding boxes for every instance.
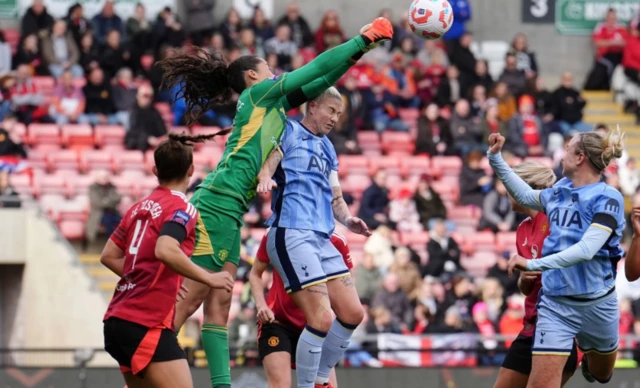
[160,201,198,244]
[280,60,354,111]
[591,189,624,234]
[331,233,352,269]
[256,233,270,264]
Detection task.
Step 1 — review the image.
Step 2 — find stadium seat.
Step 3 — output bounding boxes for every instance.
[80,150,114,173]
[61,124,95,149]
[464,231,496,254]
[110,175,135,197]
[338,155,369,177]
[25,149,48,170]
[400,231,430,246]
[381,132,415,154]
[8,173,33,196]
[4,29,20,54]
[388,180,417,199]
[27,124,60,148]
[66,174,96,197]
[341,174,371,198]
[33,76,55,96]
[345,232,367,250]
[250,228,267,242]
[11,122,27,143]
[47,150,80,172]
[138,175,159,197]
[58,219,85,240]
[429,180,459,203]
[193,152,212,170]
[144,150,155,174]
[400,156,430,178]
[461,252,497,277]
[496,232,518,253]
[35,174,67,196]
[113,151,145,173]
[398,108,420,123]
[370,156,401,176]
[39,194,67,217]
[448,206,479,228]
[431,156,462,178]
[94,125,126,147]
[357,131,381,154]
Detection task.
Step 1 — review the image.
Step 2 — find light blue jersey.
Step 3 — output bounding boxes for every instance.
[266,120,339,236]
[538,177,625,297]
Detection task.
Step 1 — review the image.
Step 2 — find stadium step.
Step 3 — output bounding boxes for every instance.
[87,267,119,279]
[582,90,614,103]
[79,254,101,264]
[98,281,117,293]
[583,114,635,126]
[584,101,623,115]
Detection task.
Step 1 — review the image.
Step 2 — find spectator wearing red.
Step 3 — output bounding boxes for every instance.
[13,34,48,76]
[416,52,447,104]
[277,2,314,48]
[506,95,546,157]
[510,33,538,80]
[315,10,345,54]
[499,296,526,348]
[9,64,51,125]
[592,8,627,66]
[91,0,124,45]
[42,19,83,79]
[622,22,640,87]
[49,70,85,125]
[250,6,275,44]
[20,0,54,40]
[219,8,242,49]
[389,188,422,232]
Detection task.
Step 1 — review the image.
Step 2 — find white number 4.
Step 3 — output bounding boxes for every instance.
[129,219,149,269]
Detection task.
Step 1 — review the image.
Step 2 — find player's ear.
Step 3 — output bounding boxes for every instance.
[187,164,195,178]
[152,166,159,178]
[246,69,258,81]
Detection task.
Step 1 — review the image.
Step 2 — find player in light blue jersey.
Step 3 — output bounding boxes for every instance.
[487,128,625,388]
[256,87,370,388]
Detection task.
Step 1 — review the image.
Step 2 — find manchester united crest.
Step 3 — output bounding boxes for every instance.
[268,336,279,347]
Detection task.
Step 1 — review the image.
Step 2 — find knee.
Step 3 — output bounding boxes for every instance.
[204,291,233,324]
[338,304,364,328]
[308,306,334,334]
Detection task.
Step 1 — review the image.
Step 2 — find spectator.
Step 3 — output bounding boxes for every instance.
[416,103,452,156]
[0,31,11,75]
[355,252,382,305]
[362,76,408,132]
[277,2,314,48]
[49,70,85,125]
[416,55,447,105]
[148,46,173,102]
[391,12,421,53]
[435,65,465,109]
[315,10,345,53]
[264,24,298,71]
[436,273,476,330]
[449,32,476,80]
[42,19,83,79]
[506,95,547,157]
[91,0,124,45]
[459,150,491,208]
[0,171,20,208]
[450,99,482,156]
[358,169,390,230]
[364,224,395,272]
[112,68,137,129]
[511,33,538,79]
[151,7,185,51]
[472,302,501,366]
[479,277,505,324]
[394,36,417,63]
[366,306,402,334]
[228,301,258,352]
[330,75,362,155]
[622,22,640,89]
[586,7,627,90]
[492,81,517,122]
[125,85,167,152]
[442,0,471,47]
[219,8,242,49]
[13,33,48,75]
[527,76,557,129]
[184,0,216,47]
[414,174,447,229]
[10,64,51,124]
[471,59,494,93]
[426,305,466,333]
[372,272,414,329]
[82,67,118,125]
[85,170,122,247]
[498,52,526,98]
[416,39,449,68]
[389,247,422,301]
[65,3,90,48]
[469,84,488,119]
[389,188,422,232]
[552,72,591,134]
[250,6,275,44]
[79,31,100,74]
[619,158,640,197]
[487,254,519,296]
[126,3,153,71]
[385,53,420,108]
[0,114,27,158]
[170,80,232,127]
[425,219,461,278]
[20,0,54,39]
[238,27,265,58]
[0,77,13,120]
[100,29,130,79]
[479,180,515,232]
[481,101,508,143]
[498,295,526,347]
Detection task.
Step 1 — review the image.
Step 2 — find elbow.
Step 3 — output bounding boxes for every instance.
[99,253,109,267]
[627,270,640,283]
[154,237,172,264]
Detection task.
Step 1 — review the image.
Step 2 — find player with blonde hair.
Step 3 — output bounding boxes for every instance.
[488,127,626,388]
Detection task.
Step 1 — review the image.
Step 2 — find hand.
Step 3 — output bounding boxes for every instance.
[543,113,554,123]
[520,271,542,283]
[207,272,234,292]
[347,216,372,236]
[257,175,277,194]
[97,114,108,124]
[257,306,275,323]
[632,207,640,236]
[360,17,393,50]
[176,284,189,302]
[345,140,357,150]
[507,254,528,277]
[488,133,506,154]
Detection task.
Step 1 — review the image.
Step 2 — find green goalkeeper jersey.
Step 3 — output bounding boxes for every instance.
[197,36,366,222]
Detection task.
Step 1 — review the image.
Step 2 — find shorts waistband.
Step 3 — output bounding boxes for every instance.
[563,286,615,302]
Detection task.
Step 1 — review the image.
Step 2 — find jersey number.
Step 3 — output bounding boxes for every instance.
[129,219,149,269]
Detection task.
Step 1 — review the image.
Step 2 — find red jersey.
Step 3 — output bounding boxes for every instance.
[256,231,352,333]
[592,23,627,59]
[104,187,198,331]
[516,212,550,337]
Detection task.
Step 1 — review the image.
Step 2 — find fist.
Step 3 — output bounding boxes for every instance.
[488,133,506,154]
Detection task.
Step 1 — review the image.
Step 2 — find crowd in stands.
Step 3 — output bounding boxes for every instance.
[2,0,640,366]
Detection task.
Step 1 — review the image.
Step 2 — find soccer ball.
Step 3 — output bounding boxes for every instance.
[408,0,454,40]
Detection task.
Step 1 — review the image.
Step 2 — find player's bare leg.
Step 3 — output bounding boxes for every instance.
[263,352,293,388]
[560,370,575,386]
[202,262,237,325]
[122,372,145,388]
[493,368,529,388]
[527,355,565,388]
[174,276,211,330]
[581,350,617,383]
[328,368,338,388]
[141,359,194,388]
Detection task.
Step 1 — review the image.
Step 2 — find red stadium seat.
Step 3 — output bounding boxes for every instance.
[400,156,430,178]
[429,180,459,203]
[464,231,496,254]
[47,150,80,172]
[381,132,415,154]
[80,150,114,173]
[27,124,60,148]
[26,149,48,170]
[66,174,96,197]
[138,175,159,196]
[144,150,155,174]
[154,103,171,116]
[35,174,67,196]
[110,175,136,197]
[338,155,369,177]
[461,252,496,277]
[4,29,20,54]
[39,194,66,217]
[398,108,420,123]
[8,173,33,196]
[94,125,126,147]
[33,76,55,96]
[113,151,145,173]
[400,231,430,246]
[357,131,381,155]
[496,232,518,253]
[58,220,85,240]
[431,156,462,178]
[341,174,371,198]
[61,124,94,150]
[11,123,27,143]
[193,152,212,170]
[369,156,401,176]
[345,232,367,250]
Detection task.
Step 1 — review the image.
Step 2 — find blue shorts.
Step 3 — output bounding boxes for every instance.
[532,290,619,356]
[266,227,349,293]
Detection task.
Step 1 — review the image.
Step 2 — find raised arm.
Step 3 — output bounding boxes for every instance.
[281,60,353,111]
[487,134,544,212]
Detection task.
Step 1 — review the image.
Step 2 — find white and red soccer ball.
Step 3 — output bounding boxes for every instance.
[408,0,454,40]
